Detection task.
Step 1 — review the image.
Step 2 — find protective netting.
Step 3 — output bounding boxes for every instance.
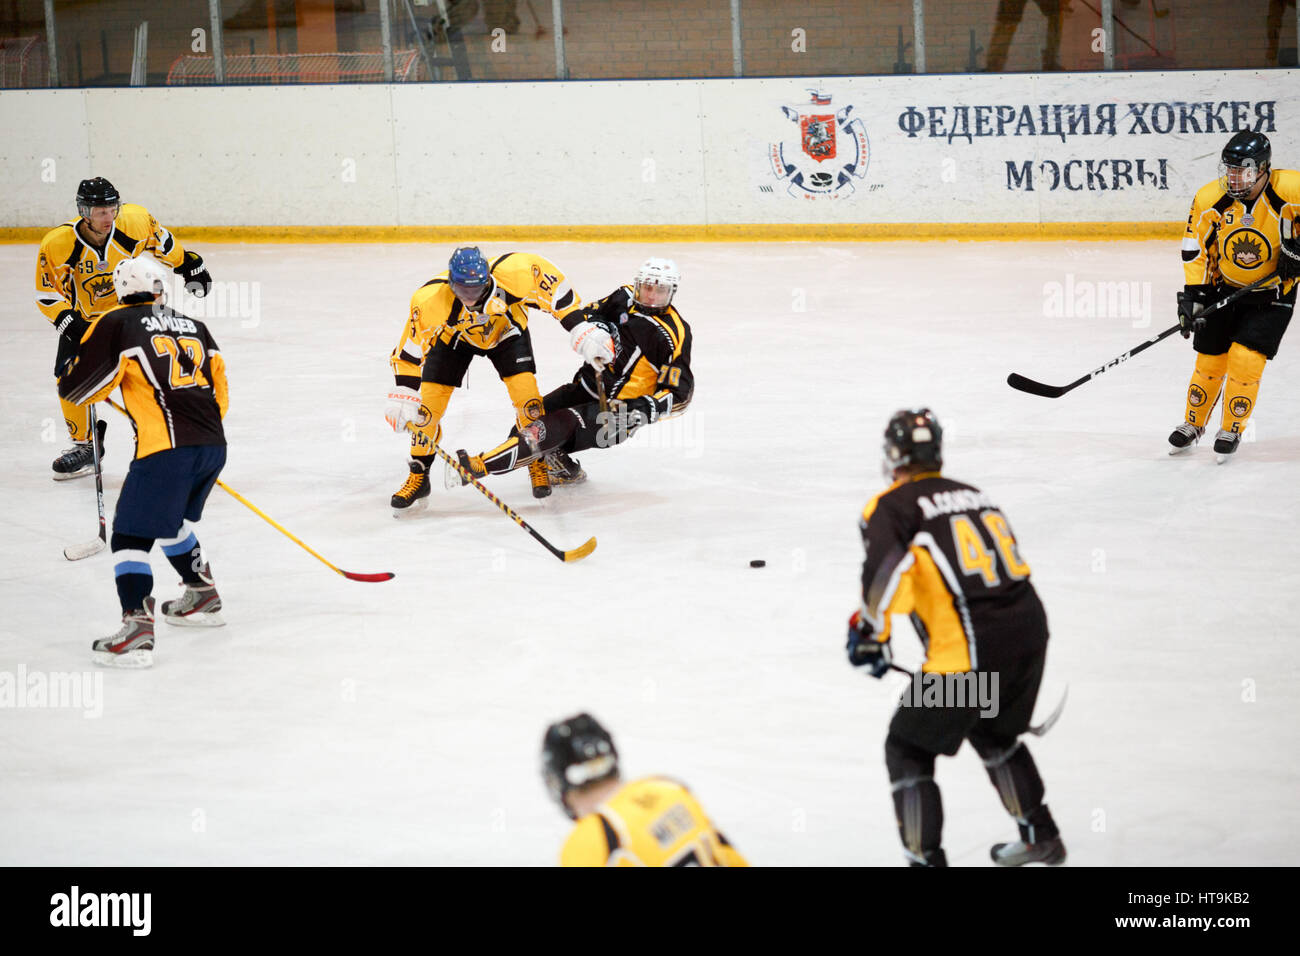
[0,36,49,88]
[166,50,421,85]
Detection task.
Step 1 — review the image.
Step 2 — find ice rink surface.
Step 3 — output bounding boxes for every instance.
[1,239,1297,866]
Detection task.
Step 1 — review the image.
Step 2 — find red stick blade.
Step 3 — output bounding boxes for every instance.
[340,570,396,582]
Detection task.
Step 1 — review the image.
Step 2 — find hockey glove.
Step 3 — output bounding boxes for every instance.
[1176,284,1216,339]
[175,250,212,297]
[53,309,89,376]
[384,386,423,432]
[609,396,657,429]
[1278,218,1300,282]
[847,610,892,678]
[570,320,617,368]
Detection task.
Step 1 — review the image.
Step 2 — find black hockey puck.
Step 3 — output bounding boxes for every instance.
[749,559,766,568]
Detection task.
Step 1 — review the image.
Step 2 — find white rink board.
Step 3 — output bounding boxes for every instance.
[1,69,1295,228]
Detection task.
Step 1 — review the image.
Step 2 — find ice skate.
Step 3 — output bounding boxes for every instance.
[905,848,948,867]
[1167,422,1203,455]
[161,565,224,627]
[546,451,586,486]
[528,458,551,498]
[991,834,1067,866]
[1213,428,1240,464]
[52,419,106,480]
[391,459,431,515]
[92,597,155,669]
[447,449,487,487]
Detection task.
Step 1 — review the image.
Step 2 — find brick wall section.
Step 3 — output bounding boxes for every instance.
[0,0,1294,86]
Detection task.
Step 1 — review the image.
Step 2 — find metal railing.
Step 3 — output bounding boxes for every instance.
[1,0,1294,88]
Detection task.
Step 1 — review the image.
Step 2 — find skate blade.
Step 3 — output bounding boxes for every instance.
[1167,445,1195,456]
[391,498,430,518]
[548,471,588,486]
[164,611,225,627]
[443,462,468,490]
[1215,453,1233,464]
[52,467,94,481]
[93,648,154,669]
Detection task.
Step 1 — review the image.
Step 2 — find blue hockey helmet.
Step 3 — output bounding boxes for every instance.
[448,246,491,306]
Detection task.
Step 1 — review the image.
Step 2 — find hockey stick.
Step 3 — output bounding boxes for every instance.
[593,359,610,415]
[63,406,108,561]
[413,426,596,563]
[1007,273,1278,398]
[102,398,394,582]
[887,664,1067,737]
[214,480,395,582]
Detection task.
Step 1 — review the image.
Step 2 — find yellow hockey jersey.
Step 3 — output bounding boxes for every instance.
[559,776,748,867]
[35,203,189,324]
[1183,169,1300,293]
[389,252,580,384]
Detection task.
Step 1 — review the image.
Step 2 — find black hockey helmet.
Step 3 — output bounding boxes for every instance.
[883,408,943,475]
[1219,132,1270,199]
[541,712,619,819]
[76,177,120,217]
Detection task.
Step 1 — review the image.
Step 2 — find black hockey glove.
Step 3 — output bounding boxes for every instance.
[175,250,211,297]
[1278,217,1300,282]
[846,610,892,678]
[608,395,657,429]
[1176,284,1216,339]
[53,309,89,376]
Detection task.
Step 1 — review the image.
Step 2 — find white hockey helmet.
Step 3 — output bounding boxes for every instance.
[632,257,679,311]
[112,253,170,301]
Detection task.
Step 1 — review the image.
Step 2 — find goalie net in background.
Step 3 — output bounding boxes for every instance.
[167,50,421,85]
[0,36,49,88]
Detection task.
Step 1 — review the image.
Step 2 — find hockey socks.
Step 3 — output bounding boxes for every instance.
[886,733,946,865]
[978,739,1060,840]
[111,532,154,613]
[1184,351,1228,430]
[1220,343,1266,436]
[159,523,205,585]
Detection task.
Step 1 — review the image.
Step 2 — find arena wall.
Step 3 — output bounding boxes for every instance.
[0,68,1292,239]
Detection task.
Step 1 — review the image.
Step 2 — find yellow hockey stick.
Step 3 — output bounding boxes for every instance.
[411,425,596,563]
[104,397,394,581]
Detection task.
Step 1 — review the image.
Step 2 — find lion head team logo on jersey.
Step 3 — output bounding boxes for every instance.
[766,90,870,199]
[84,272,115,301]
[1227,230,1270,270]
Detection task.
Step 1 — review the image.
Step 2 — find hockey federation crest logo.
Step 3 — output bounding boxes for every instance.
[767,90,870,199]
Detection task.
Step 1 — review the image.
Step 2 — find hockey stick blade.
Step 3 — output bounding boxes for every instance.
[339,570,397,582]
[1006,372,1071,399]
[562,537,598,563]
[64,538,107,561]
[1027,685,1068,737]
